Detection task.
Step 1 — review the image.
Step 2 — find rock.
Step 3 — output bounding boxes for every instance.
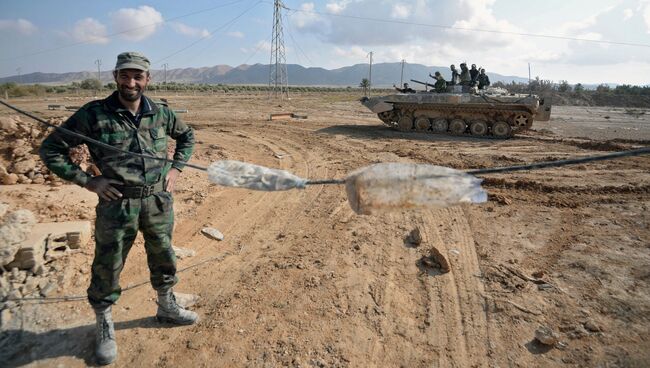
[0,116,18,134]
[0,308,13,329]
[201,227,224,241]
[40,281,57,297]
[583,320,602,332]
[535,326,558,346]
[32,175,45,184]
[17,176,32,184]
[11,145,32,159]
[408,228,422,246]
[33,263,46,276]
[173,246,196,259]
[0,164,7,176]
[1,173,18,185]
[12,158,37,175]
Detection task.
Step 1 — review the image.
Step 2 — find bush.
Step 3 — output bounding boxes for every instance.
[80,78,102,90]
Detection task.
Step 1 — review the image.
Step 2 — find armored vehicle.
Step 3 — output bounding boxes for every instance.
[360,84,551,138]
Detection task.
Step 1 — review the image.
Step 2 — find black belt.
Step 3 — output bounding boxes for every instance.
[117,181,165,198]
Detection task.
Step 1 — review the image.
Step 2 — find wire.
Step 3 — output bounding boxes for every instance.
[284,12,314,65]
[0,99,210,172]
[284,5,650,49]
[0,0,250,62]
[466,146,650,175]
[155,1,263,65]
[2,99,649,183]
[7,253,228,304]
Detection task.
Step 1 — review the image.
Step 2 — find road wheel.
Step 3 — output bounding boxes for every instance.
[470,121,488,136]
[414,116,431,131]
[431,118,448,133]
[398,116,413,131]
[492,121,512,138]
[449,119,467,135]
[513,112,532,128]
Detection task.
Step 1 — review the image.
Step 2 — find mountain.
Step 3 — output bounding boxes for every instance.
[0,62,530,87]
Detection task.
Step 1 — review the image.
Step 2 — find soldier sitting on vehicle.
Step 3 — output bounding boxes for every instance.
[393,82,416,93]
[459,63,472,86]
[448,64,460,86]
[477,68,491,90]
[470,64,479,85]
[430,71,447,93]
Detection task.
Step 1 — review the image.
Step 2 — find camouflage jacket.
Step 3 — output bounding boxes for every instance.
[39,91,194,187]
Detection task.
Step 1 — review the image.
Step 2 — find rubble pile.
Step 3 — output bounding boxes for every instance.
[0,115,96,186]
[0,202,92,325]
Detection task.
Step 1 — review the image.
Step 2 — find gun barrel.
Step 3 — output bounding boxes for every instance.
[410,79,435,88]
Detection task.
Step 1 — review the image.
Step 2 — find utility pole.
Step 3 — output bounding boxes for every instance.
[95,59,101,82]
[162,63,168,89]
[367,51,373,92]
[268,0,288,99]
[400,59,405,86]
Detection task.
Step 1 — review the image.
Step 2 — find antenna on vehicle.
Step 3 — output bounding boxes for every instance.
[528,62,532,96]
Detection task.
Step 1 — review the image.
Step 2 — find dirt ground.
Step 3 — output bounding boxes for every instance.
[1,92,649,367]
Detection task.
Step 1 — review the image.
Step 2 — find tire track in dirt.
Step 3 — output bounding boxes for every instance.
[414,206,491,368]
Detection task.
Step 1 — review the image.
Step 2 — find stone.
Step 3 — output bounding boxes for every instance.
[0,164,7,176]
[535,326,558,346]
[12,158,37,175]
[584,320,602,332]
[0,308,13,329]
[18,176,32,184]
[173,246,196,259]
[0,116,18,134]
[39,281,57,297]
[408,228,422,246]
[1,173,18,185]
[201,227,224,241]
[11,145,32,159]
[32,175,45,184]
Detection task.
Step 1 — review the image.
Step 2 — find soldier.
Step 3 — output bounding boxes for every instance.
[469,64,479,84]
[477,68,491,89]
[393,82,416,93]
[430,71,447,93]
[459,63,472,85]
[449,64,460,85]
[39,52,197,365]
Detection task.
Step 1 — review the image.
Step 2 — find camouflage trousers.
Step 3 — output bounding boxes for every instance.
[87,191,177,308]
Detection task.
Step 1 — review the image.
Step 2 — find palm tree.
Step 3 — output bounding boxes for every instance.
[359,78,370,96]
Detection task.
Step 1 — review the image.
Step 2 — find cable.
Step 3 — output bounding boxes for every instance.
[7,253,228,304]
[283,5,650,49]
[0,0,250,62]
[1,99,649,184]
[155,1,263,65]
[466,146,650,175]
[0,99,210,172]
[284,12,314,65]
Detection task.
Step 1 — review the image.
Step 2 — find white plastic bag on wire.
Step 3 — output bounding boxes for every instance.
[207,160,307,191]
[345,163,487,215]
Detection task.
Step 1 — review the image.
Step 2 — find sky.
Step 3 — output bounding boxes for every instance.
[1,0,650,85]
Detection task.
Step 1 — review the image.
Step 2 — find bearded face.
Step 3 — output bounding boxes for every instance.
[114,69,150,102]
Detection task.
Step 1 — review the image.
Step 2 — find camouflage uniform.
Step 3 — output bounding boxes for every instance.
[39,91,194,308]
[459,64,471,85]
[434,77,447,93]
[477,71,491,90]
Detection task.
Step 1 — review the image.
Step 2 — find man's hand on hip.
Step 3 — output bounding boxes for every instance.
[85,176,123,201]
[165,168,181,192]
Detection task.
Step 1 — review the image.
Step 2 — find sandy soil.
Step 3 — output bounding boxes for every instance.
[1,92,649,367]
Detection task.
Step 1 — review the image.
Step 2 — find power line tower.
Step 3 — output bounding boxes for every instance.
[268,0,288,99]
